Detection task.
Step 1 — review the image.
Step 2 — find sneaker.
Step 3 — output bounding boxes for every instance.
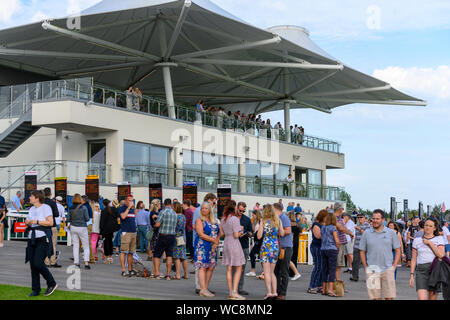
[84,265,91,270]
[349,277,358,282]
[55,251,60,261]
[121,271,129,277]
[245,271,256,277]
[129,270,137,277]
[51,263,62,268]
[28,291,40,297]
[291,274,301,281]
[44,284,58,297]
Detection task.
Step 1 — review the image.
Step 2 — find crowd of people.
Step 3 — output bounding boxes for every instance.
[2,187,450,300]
[195,100,305,143]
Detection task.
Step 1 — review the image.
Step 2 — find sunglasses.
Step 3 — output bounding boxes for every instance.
[238,209,246,213]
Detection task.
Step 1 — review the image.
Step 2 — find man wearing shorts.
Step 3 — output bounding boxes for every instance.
[333,202,354,281]
[153,198,177,279]
[343,213,355,274]
[118,195,137,277]
[360,209,401,300]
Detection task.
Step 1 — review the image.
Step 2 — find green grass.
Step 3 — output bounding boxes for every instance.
[0,284,144,300]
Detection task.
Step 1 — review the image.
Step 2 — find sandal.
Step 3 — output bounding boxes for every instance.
[200,290,215,298]
[183,274,189,279]
[230,293,246,300]
[170,275,181,280]
[165,275,171,281]
[327,292,339,297]
[307,288,317,294]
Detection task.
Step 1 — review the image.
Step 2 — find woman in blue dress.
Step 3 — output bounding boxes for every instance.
[172,203,188,280]
[194,202,223,297]
[257,204,285,300]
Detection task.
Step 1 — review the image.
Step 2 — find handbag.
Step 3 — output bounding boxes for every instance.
[176,235,186,246]
[278,248,285,260]
[334,280,345,297]
[146,228,154,241]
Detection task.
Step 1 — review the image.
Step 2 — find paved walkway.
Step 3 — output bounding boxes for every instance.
[0,240,433,300]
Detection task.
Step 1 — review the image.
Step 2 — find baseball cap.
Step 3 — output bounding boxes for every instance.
[357,212,365,217]
[334,202,344,211]
[55,196,63,202]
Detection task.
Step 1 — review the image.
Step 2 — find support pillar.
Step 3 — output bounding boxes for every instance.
[105,132,123,184]
[284,101,291,143]
[55,128,63,177]
[290,165,295,197]
[162,66,176,119]
[238,159,246,193]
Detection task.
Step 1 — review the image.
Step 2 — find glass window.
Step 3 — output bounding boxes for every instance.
[124,141,150,166]
[260,161,274,179]
[202,153,219,173]
[245,159,260,177]
[308,169,322,185]
[221,156,239,176]
[150,145,168,167]
[275,164,290,181]
[183,150,202,172]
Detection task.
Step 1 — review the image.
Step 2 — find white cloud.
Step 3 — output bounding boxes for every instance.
[373,65,450,100]
[0,0,22,23]
[31,11,49,23]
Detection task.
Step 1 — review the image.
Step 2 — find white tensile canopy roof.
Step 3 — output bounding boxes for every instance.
[0,0,426,116]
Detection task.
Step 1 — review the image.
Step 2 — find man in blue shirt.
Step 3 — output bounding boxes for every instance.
[192,193,217,295]
[294,203,302,213]
[273,202,293,300]
[286,202,294,213]
[118,195,137,277]
[11,191,22,212]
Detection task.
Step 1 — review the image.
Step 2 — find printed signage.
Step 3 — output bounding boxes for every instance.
[403,199,409,222]
[183,181,198,207]
[54,177,67,206]
[14,222,27,233]
[418,201,424,219]
[149,183,163,205]
[118,182,131,202]
[217,184,232,220]
[85,175,99,202]
[24,171,37,207]
[390,197,396,221]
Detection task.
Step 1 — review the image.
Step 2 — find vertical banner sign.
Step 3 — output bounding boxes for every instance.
[149,183,162,205]
[85,175,99,202]
[24,171,37,207]
[427,205,431,218]
[418,201,423,219]
[390,197,396,221]
[117,182,131,202]
[183,181,198,207]
[403,199,409,223]
[217,184,232,220]
[54,177,67,206]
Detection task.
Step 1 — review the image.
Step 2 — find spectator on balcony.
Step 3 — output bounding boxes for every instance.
[299,126,305,144]
[132,87,142,111]
[266,119,273,139]
[224,111,233,129]
[105,94,116,106]
[283,174,294,196]
[217,107,226,129]
[195,100,204,123]
[273,122,282,140]
[293,125,301,144]
[125,87,134,110]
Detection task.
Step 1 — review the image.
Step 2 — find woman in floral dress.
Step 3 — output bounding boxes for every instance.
[172,203,188,280]
[194,202,223,297]
[257,204,285,300]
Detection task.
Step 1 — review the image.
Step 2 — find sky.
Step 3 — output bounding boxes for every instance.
[0,0,449,211]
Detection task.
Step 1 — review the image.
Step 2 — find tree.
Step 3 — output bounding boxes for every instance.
[340,190,356,211]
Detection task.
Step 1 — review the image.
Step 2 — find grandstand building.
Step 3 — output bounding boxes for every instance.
[0,0,425,212]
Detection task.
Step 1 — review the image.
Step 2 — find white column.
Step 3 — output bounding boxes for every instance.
[284,101,291,143]
[239,159,246,193]
[159,21,176,119]
[105,132,123,184]
[163,66,176,119]
[290,165,295,197]
[55,128,63,177]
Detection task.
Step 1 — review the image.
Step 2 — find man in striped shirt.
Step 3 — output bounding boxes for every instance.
[153,198,177,279]
[333,202,354,282]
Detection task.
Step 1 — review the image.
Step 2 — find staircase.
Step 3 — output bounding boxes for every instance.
[0,111,40,158]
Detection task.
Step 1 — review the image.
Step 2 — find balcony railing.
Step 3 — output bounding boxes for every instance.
[0,78,341,154]
[122,165,344,201]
